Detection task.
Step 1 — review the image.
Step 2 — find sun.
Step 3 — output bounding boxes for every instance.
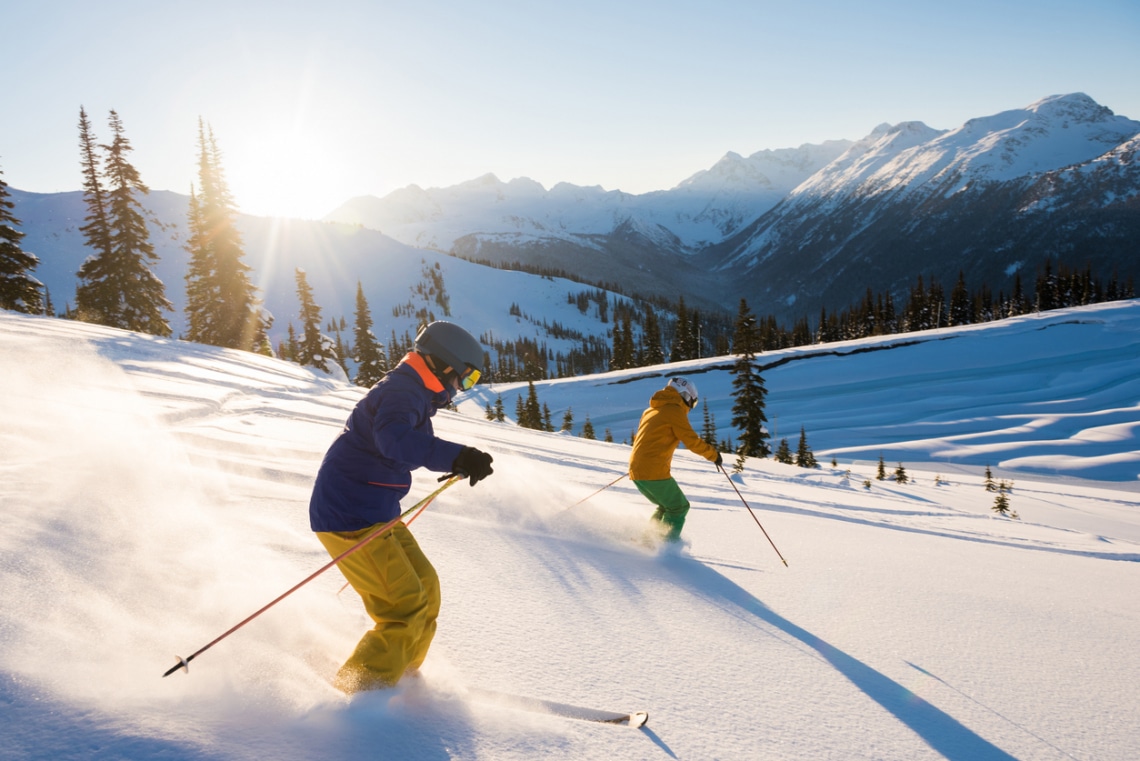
[223,127,352,220]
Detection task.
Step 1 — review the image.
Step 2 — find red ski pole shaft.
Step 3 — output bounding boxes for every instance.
[718,464,788,567]
[163,476,461,677]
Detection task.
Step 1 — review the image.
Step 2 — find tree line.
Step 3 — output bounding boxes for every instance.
[0,108,268,354]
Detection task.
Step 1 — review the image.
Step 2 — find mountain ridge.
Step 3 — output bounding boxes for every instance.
[9,93,1138,334]
[320,92,1138,321]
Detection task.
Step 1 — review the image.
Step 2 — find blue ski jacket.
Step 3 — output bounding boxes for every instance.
[309,352,465,532]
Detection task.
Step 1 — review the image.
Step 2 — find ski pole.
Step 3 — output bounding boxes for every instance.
[717,464,789,567]
[557,472,628,515]
[163,475,462,678]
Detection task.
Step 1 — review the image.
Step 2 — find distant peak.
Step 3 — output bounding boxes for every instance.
[1026,92,1114,121]
[870,121,936,138]
[456,173,503,189]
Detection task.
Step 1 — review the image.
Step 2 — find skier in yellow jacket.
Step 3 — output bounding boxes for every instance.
[629,378,722,542]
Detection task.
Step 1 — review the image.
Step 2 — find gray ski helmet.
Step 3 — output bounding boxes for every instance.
[415,321,484,386]
[667,377,699,408]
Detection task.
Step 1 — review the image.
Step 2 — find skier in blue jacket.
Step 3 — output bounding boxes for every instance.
[310,321,494,693]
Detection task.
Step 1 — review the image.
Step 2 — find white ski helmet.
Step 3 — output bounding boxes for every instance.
[667,377,699,408]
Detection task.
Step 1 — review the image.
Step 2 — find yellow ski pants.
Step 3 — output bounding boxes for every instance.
[316,521,440,693]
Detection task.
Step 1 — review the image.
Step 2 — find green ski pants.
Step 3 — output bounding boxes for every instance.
[633,477,691,541]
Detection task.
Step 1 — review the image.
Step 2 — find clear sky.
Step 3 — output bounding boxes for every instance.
[3,0,1138,219]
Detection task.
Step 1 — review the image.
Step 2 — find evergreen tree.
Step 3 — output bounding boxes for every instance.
[732,299,760,354]
[542,403,553,432]
[795,427,817,468]
[388,330,405,365]
[516,382,543,430]
[581,415,596,440]
[0,164,44,313]
[688,308,703,359]
[701,403,718,449]
[774,438,793,464]
[714,333,730,356]
[294,268,331,372]
[730,330,769,458]
[561,407,574,433]
[670,296,691,361]
[877,454,887,480]
[611,315,634,370]
[642,307,664,365]
[251,310,275,357]
[493,395,506,422]
[1009,273,1028,316]
[894,463,909,484]
[184,120,258,349]
[1036,260,1058,312]
[984,465,996,492]
[928,277,946,328]
[285,323,299,361]
[352,281,387,387]
[992,480,1015,517]
[949,271,971,326]
[76,106,113,282]
[75,110,171,334]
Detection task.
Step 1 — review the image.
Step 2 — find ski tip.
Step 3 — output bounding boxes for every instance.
[162,655,189,678]
[628,711,649,728]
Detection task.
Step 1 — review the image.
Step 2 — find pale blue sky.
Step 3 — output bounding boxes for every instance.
[3,0,1137,218]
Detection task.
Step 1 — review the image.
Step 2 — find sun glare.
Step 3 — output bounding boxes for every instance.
[224,128,350,220]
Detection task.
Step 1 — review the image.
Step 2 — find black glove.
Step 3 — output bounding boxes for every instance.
[714,452,723,468]
[451,446,494,486]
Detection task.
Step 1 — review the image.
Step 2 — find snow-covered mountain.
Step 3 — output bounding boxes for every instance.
[327,93,1140,322]
[709,93,1140,316]
[326,142,852,252]
[322,142,852,305]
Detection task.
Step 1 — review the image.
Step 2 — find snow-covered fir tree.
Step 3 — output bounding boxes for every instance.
[75,109,171,335]
[0,164,43,314]
[294,268,332,373]
[795,426,817,468]
[730,299,770,458]
[352,281,387,387]
[184,120,259,350]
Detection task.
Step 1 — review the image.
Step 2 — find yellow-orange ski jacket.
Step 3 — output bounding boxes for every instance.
[629,386,719,480]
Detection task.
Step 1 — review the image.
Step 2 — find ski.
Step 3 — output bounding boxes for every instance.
[462,687,648,728]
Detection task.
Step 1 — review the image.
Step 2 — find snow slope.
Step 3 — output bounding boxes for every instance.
[2,304,1138,760]
[470,300,1140,484]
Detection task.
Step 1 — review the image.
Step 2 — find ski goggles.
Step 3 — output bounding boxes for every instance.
[457,365,481,391]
